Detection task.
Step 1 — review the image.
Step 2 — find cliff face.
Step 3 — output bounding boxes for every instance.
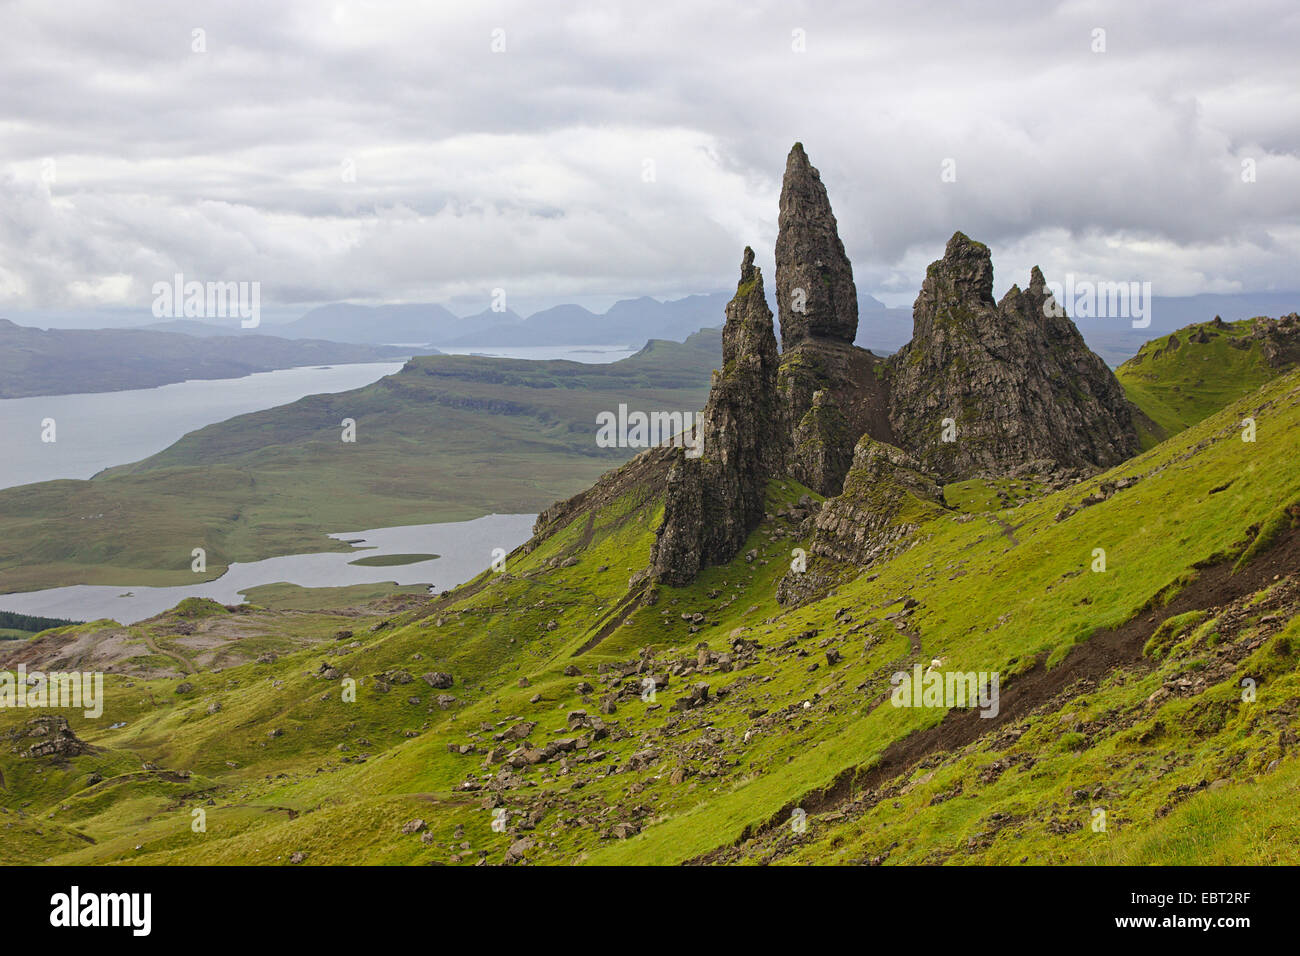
[649,249,780,585]
[885,232,1139,479]
[776,435,944,605]
[808,437,944,566]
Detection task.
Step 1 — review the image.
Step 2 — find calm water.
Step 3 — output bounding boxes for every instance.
[0,513,536,625]
[0,362,404,491]
[1,347,636,492]
[0,344,624,621]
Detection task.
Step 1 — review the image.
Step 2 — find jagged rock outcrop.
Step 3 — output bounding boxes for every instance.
[808,437,943,564]
[650,249,780,585]
[1252,312,1300,368]
[719,248,785,476]
[885,232,1139,479]
[776,436,943,604]
[17,715,92,759]
[653,147,896,583]
[775,143,859,347]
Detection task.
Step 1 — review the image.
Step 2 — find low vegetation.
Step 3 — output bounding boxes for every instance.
[3,348,1298,866]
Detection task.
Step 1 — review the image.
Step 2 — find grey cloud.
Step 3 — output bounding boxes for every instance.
[0,0,1296,315]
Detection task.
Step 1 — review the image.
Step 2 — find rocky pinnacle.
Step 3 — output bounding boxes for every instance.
[775,143,859,347]
[886,231,1139,478]
[650,249,780,585]
[722,247,781,374]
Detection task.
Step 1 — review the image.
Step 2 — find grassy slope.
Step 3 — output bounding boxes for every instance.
[1117,318,1284,448]
[5,366,1299,866]
[238,582,431,611]
[0,332,718,593]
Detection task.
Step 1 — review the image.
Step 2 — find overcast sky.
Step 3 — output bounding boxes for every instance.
[1,0,1297,323]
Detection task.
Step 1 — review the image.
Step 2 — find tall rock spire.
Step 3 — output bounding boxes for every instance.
[722,247,781,373]
[773,143,892,497]
[650,248,780,584]
[775,143,859,347]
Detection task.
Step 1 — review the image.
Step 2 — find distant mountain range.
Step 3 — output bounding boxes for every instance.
[267,294,734,349]
[2,285,1293,402]
[0,319,431,399]
[143,291,906,352]
[139,289,1300,365]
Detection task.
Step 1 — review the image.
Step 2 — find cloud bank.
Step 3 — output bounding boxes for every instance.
[1,0,1297,320]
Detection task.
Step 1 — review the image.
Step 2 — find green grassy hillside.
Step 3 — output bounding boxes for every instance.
[1117,315,1298,447]
[4,359,1298,865]
[0,332,718,593]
